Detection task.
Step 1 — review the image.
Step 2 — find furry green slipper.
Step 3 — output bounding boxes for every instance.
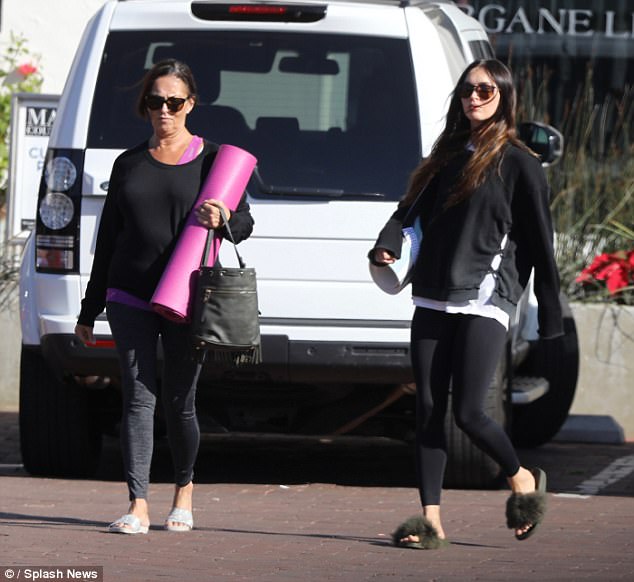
[392,516,449,549]
[506,467,547,541]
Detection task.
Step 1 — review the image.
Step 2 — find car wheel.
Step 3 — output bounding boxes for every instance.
[511,294,579,448]
[443,358,506,490]
[19,345,102,477]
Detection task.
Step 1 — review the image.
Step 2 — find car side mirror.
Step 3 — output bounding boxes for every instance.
[518,121,564,167]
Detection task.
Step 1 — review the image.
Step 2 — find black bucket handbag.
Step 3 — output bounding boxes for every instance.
[191,208,261,365]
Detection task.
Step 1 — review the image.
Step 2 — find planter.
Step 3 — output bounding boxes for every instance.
[569,302,634,441]
[0,302,20,410]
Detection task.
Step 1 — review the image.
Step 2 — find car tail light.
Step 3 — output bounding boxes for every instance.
[84,339,116,349]
[191,2,327,22]
[35,149,84,273]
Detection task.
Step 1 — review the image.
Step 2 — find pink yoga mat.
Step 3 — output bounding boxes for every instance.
[151,144,257,322]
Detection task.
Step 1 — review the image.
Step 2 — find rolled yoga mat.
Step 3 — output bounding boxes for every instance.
[151,144,257,322]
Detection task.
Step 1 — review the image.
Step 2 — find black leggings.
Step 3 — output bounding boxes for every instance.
[410,307,520,506]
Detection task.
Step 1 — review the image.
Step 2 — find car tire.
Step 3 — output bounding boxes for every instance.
[511,294,579,448]
[443,359,506,490]
[19,345,102,478]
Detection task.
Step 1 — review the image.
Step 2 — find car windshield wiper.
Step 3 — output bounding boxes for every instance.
[252,168,385,199]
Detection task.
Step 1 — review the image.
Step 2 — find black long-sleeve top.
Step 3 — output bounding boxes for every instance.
[371,144,563,339]
[78,140,254,326]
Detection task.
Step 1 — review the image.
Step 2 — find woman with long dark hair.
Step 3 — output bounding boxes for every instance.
[370,59,563,548]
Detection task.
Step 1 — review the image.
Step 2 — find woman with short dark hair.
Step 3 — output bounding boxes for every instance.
[75,59,254,535]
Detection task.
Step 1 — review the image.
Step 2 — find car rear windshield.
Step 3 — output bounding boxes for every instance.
[88,31,421,201]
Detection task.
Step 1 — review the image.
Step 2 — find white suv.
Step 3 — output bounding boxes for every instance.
[19,0,579,484]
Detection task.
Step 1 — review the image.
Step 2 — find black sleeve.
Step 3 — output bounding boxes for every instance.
[77,161,124,327]
[218,192,254,244]
[367,205,410,265]
[514,155,563,339]
[368,173,438,265]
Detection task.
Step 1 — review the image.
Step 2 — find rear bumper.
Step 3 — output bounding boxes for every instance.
[37,333,413,384]
[253,335,413,383]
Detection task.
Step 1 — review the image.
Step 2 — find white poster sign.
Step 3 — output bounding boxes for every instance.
[6,93,59,242]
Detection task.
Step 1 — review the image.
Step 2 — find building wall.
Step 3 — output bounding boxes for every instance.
[0,0,108,95]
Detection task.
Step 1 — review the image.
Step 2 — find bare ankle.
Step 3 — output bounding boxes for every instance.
[127,499,149,521]
[508,467,535,494]
[172,482,193,508]
[423,505,445,539]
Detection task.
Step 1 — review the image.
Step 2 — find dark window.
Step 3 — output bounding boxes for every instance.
[88,31,421,201]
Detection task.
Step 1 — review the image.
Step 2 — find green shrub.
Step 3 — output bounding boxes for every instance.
[517,65,634,304]
[0,32,44,205]
[0,33,43,305]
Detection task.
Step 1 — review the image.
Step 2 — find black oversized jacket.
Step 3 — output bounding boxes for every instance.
[371,144,563,338]
[78,140,254,327]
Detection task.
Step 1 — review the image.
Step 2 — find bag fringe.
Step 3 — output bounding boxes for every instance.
[194,344,261,367]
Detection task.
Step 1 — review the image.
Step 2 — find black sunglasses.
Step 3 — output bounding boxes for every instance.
[144,94,190,112]
[458,83,497,100]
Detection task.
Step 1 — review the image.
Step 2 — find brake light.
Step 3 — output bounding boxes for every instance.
[85,340,116,349]
[229,6,287,15]
[35,148,84,274]
[191,2,327,22]
[36,235,75,270]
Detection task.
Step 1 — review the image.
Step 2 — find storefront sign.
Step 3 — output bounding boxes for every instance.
[461,2,634,38]
[6,93,59,241]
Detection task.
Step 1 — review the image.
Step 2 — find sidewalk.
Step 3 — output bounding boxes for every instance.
[1,472,633,581]
[2,410,634,580]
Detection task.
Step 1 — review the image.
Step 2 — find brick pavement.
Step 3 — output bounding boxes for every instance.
[1,411,634,581]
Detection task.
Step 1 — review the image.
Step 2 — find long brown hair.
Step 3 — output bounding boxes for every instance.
[402,59,533,209]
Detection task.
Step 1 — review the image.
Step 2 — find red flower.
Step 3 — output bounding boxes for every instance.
[576,250,634,295]
[17,63,37,76]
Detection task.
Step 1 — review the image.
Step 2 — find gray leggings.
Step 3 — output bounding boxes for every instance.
[107,302,202,501]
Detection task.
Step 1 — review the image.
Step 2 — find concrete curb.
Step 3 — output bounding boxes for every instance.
[553,414,625,444]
